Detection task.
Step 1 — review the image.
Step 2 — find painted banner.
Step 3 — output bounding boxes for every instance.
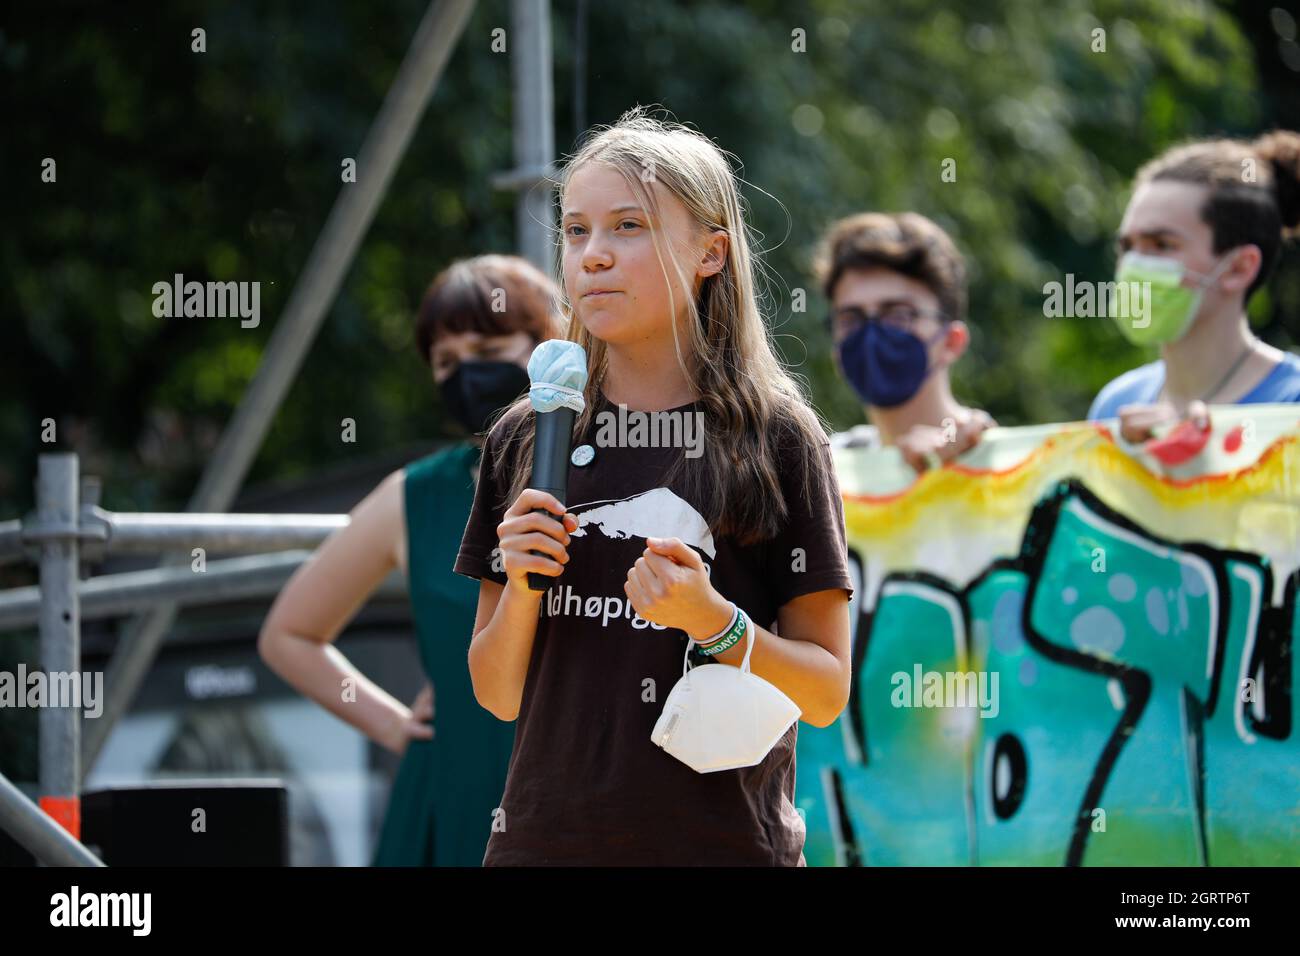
[796,405,1300,866]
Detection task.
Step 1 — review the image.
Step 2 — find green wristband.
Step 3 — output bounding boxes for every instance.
[698,605,748,656]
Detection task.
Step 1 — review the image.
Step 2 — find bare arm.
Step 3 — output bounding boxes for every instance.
[704,588,852,728]
[627,539,852,727]
[465,579,541,721]
[257,469,432,754]
[466,489,578,721]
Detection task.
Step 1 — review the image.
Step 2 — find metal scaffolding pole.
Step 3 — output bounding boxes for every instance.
[0,509,348,567]
[33,454,81,834]
[84,0,478,771]
[0,772,102,867]
[0,519,23,565]
[500,0,557,273]
[0,551,407,631]
[85,509,346,555]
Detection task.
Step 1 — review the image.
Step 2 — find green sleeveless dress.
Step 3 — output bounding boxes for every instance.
[371,442,514,866]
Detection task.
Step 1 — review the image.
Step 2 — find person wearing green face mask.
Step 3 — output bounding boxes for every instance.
[1088,131,1300,440]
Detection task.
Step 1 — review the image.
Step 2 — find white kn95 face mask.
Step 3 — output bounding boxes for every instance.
[650,625,802,774]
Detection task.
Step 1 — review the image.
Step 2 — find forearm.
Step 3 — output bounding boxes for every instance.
[690,597,847,727]
[260,629,408,747]
[468,584,545,721]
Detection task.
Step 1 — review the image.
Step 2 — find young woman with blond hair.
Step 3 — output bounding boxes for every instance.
[455,109,854,866]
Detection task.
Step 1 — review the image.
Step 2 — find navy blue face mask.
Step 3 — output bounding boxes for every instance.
[837,321,948,409]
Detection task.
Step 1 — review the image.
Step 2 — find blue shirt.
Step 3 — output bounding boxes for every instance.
[1087,351,1300,421]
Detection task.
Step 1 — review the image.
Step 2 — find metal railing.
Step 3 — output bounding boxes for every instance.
[0,452,406,865]
[0,0,556,867]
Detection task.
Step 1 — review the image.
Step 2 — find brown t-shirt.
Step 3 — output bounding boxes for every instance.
[453,390,854,865]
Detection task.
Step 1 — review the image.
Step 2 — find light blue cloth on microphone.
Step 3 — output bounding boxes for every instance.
[528,340,589,414]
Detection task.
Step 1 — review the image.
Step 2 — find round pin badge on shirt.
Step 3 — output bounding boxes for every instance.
[571,444,595,467]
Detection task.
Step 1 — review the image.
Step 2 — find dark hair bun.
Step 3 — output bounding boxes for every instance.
[1254,129,1300,236]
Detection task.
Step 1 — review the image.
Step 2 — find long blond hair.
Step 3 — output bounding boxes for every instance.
[490,106,829,546]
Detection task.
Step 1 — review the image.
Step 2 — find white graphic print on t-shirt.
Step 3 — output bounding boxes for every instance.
[569,487,715,558]
[541,488,714,630]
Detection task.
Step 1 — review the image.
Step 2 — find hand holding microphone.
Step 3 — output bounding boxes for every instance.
[496,489,578,596]
[519,340,588,591]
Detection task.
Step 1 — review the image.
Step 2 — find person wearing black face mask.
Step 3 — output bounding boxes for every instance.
[438,355,533,438]
[258,254,558,867]
[813,212,995,472]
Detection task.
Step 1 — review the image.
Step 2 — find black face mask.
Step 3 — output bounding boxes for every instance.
[439,360,532,435]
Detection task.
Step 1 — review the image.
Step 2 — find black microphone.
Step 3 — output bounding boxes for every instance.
[525,342,589,591]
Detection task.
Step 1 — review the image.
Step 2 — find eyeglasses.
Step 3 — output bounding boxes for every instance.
[827,303,948,338]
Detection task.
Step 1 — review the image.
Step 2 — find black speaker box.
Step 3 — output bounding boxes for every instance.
[80,780,289,866]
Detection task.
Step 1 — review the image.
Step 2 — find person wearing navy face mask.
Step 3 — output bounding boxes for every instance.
[813,212,994,471]
[259,254,558,866]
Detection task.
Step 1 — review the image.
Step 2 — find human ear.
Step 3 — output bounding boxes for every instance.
[938,321,969,363]
[1219,244,1262,294]
[696,229,729,280]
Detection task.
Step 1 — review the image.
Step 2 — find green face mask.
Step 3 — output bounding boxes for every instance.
[1109,251,1233,346]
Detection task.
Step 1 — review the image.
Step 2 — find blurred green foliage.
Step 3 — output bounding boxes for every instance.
[4,0,1297,523]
